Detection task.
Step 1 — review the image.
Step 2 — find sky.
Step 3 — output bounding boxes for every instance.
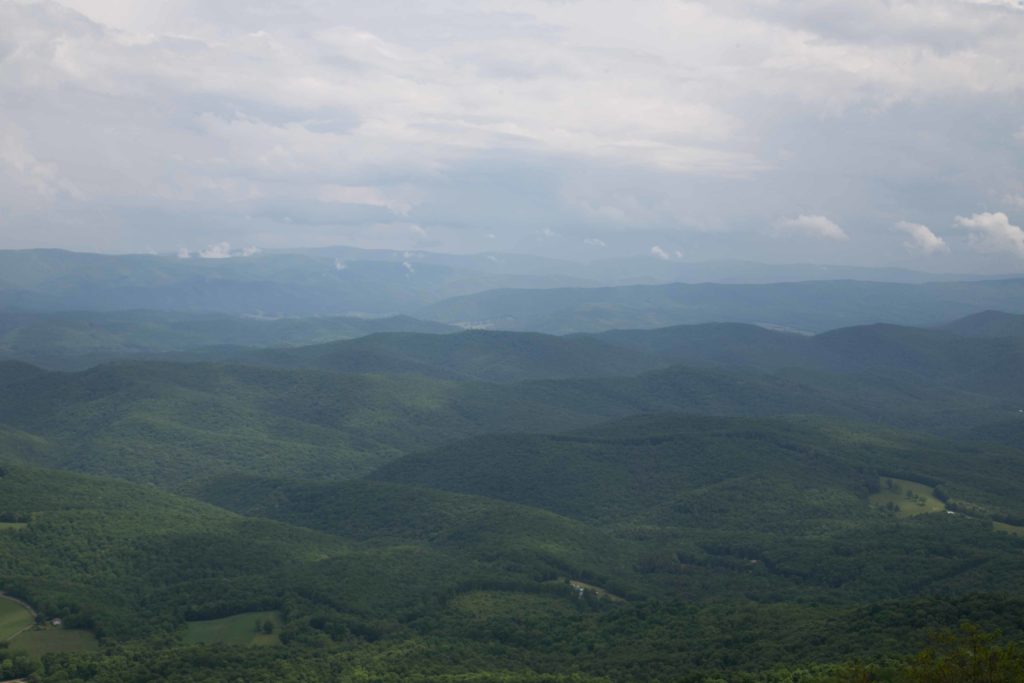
[1,0,1023,272]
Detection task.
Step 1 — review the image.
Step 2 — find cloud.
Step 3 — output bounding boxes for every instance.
[650,245,684,260]
[773,215,849,241]
[584,238,606,247]
[199,241,232,259]
[894,220,949,254]
[955,212,1024,258]
[0,0,1022,269]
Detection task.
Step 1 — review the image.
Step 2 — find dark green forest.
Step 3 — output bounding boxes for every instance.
[1,300,1024,682]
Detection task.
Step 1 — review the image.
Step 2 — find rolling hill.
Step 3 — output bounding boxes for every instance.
[420,278,1024,333]
[940,310,1024,338]
[0,309,454,369]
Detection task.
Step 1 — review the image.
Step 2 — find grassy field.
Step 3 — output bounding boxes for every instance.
[994,521,1024,538]
[0,521,27,531]
[184,611,283,646]
[870,477,947,517]
[0,595,34,641]
[9,628,99,656]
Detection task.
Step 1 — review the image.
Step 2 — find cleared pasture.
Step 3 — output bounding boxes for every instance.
[184,611,283,646]
[9,629,99,656]
[994,521,1024,538]
[0,596,34,641]
[870,477,946,517]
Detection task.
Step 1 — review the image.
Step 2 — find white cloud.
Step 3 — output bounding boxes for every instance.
[955,212,1024,258]
[651,245,671,260]
[198,241,232,259]
[773,215,849,241]
[650,245,683,260]
[894,220,949,254]
[1,0,1023,266]
[584,238,607,247]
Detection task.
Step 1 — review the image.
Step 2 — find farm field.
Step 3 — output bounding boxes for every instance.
[869,477,946,517]
[0,595,34,641]
[994,521,1024,538]
[9,629,99,657]
[184,611,283,646]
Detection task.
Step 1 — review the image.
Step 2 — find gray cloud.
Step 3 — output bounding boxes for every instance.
[0,0,1022,272]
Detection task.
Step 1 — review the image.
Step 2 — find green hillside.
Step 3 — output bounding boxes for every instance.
[0,309,454,370]
[2,413,1021,681]
[221,330,662,382]
[0,461,348,640]
[1,341,1018,493]
[1,299,1024,680]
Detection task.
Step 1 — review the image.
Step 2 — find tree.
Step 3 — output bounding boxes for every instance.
[906,623,1024,683]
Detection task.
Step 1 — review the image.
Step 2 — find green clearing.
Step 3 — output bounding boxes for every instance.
[870,477,946,517]
[184,611,283,646]
[994,521,1024,538]
[569,580,626,602]
[0,595,34,641]
[9,628,99,656]
[0,521,27,531]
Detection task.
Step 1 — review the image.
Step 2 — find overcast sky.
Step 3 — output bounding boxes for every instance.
[1,0,1023,271]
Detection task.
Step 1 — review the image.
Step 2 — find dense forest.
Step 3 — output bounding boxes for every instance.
[1,260,1024,681]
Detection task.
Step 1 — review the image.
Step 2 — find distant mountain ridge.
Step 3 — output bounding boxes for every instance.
[421,278,1024,333]
[0,249,1016,326]
[940,310,1024,338]
[0,248,587,316]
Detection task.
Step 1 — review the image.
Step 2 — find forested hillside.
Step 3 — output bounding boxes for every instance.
[1,296,1024,680]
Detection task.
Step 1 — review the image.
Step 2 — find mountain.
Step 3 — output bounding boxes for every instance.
[3,348,1024,680]
[420,278,1024,333]
[940,310,1024,338]
[7,417,1024,682]
[372,413,1024,524]
[161,320,1024,405]
[0,309,454,370]
[593,322,1024,397]
[0,459,348,640]
[208,330,662,382]
[0,249,586,316]
[0,249,1013,323]
[0,338,1018,495]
